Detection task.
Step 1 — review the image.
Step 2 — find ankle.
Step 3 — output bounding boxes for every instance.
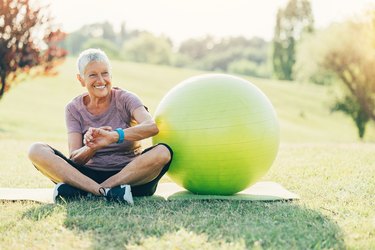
[98,187,107,196]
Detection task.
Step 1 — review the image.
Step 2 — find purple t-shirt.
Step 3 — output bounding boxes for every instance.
[65,87,144,171]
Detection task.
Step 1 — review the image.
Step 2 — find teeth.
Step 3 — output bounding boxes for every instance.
[94,85,106,89]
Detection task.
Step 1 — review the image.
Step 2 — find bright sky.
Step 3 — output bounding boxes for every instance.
[47,0,374,44]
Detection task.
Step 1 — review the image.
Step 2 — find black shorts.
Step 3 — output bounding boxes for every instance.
[49,143,173,197]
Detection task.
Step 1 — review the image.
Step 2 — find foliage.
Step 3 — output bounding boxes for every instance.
[61,31,87,56]
[121,33,173,65]
[0,0,67,99]
[178,36,215,60]
[170,53,194,68]
[62,22,129,55]
[228,59,271,78]
[62,22,176,65]
[298,13,375,138]
[331,96,369,139]
[273,0,314,80]
[177,36,271,77]
[294,32,339,85]
[61,21,270,78]
[323,19,375,124]
[81,38,120,59]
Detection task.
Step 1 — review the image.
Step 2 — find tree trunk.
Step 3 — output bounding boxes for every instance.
[0,70,5,100]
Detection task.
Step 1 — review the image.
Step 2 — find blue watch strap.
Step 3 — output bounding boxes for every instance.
[115,128,125,144]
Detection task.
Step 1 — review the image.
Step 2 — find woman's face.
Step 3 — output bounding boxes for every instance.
[78,61,112,99]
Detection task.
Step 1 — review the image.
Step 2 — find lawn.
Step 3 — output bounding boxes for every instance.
[0,58,374,249]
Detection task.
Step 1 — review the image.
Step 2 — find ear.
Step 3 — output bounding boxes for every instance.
[77,74,85,87]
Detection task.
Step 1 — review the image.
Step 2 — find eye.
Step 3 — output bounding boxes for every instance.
[102,72,109,77]
[89,74,97,78]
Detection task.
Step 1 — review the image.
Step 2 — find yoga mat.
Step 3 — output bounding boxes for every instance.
[0,182,299,204]
[163,182,299,201]
[0,188,54,203]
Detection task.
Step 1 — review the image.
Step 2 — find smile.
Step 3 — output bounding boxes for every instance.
[94,85,106,89]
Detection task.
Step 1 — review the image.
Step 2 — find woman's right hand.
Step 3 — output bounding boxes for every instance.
[84,126,118,150]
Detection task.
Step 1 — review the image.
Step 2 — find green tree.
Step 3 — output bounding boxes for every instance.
[294,31,338,85]
[118,22,127,45]
[177,36,271,76]
[324,19,375,139]
[294,12,375,138]
[178,36,215,60]
[273,0,314,80]
[122,33,173,65]
[228,59,270,78]
[62,32,86,55]
[82,38,120,59]
[63,22,121,56]
[331,96,369,139]
[0,0,66,99]
[101,21,117,41]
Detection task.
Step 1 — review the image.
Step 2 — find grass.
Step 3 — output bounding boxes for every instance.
[0,58,374,249]
[0,200,346,249]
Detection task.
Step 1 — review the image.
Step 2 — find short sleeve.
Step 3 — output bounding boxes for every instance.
[115,89,145,118]
[125,92,144,115]
[65,104,82,134]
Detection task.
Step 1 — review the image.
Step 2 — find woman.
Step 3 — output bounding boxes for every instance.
[28,48,173,204]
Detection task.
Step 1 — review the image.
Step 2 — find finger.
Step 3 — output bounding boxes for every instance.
[84,130,93,139]
[84,133,92,142]
[88,127,98,137]
[92,128,101,136]
[84,133,93,142]
[100,126,112,131]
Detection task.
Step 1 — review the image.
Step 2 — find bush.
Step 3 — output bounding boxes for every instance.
[293,31,340,85]
[82,38,120,59]
[228,60,271,78]
[121,33,173,65]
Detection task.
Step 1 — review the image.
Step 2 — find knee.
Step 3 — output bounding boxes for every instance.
[154,144,172,165]
[28,142,51,162]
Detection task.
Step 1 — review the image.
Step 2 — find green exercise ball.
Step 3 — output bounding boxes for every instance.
[153,74,279,195]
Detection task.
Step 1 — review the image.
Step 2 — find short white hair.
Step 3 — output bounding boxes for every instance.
[77,48,111,77]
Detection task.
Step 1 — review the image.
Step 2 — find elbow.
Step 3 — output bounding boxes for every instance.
[70,156,83,166]
[68,152,81,165]
[69,154,78,164]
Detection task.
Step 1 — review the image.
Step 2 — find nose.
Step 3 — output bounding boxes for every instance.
[97,74,105,83]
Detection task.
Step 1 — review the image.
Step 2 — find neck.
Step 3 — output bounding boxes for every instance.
[84,92,111,110]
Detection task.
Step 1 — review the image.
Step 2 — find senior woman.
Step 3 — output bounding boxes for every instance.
[28,48,173,204]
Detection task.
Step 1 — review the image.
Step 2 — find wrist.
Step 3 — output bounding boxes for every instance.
[114,128,125,144]
[111,131,119,144]
[85,144,99,152]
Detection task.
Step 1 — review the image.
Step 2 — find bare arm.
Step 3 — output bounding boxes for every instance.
[68,133,97,165]
[69,126,112,165]
[123,106,159,141]
[84,106,159,149]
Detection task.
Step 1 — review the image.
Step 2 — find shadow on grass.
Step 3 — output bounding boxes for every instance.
[23,198,345,249]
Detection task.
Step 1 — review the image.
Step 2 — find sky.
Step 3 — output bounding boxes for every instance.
[46,0,374,44]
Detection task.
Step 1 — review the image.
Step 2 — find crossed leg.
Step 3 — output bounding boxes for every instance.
[100,145,171,188]
[28,142,172,195]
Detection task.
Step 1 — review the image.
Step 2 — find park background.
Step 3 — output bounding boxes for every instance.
[0,0,374,249]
